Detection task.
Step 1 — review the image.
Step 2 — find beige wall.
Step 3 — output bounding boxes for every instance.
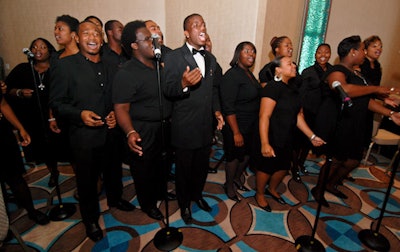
[325,0,400,86]
[0,0,399,86]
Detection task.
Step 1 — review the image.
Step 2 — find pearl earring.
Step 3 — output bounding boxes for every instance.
[274,74,282,82]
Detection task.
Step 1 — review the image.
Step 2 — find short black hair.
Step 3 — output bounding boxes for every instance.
[268,55,285,79]
[183,13,201,31]
[337,35,361,60]
[316,43,331,51]
[76,20,101,35]
[121,20,146,57]
[84,15,103,28]
[229,41,256,67]
[55,14,79,33]
[105,20,118,32]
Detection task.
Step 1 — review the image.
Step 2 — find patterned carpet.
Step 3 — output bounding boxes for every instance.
[1,145,400,252]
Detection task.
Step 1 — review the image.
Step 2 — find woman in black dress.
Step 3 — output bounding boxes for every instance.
[311,36,400,206]
[220,42,260,202]
[256,56,325,211]
[297,44,333,175]
[5,38,60,186]
[259,36,306,182]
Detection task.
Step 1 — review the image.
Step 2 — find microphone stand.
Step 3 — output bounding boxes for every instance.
[296,96,349,251]
[357,148,399,251]
[295,158,330,252]
[27,55,76,221]
[152,55,183,251]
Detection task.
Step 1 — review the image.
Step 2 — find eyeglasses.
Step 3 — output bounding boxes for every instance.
[135,36,153,43]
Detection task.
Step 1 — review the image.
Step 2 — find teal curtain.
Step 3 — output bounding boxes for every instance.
[298,0,331,73]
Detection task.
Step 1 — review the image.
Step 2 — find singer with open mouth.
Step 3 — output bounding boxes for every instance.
[311,35,400,206]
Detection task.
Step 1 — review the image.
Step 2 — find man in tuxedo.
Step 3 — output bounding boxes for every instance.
[163,13,224,224]
[49,20,135,242]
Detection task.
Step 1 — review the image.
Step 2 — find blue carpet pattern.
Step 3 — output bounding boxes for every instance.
[2,145,400,252]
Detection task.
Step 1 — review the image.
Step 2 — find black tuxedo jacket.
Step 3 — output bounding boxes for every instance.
[163,44,221,149]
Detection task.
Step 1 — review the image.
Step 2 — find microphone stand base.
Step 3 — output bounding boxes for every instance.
[49,203,76,221]
[295,235,325,252]
[358,229,390,252]
[154,226,183,251]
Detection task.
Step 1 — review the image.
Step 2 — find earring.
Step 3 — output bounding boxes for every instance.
[274,74,282,82]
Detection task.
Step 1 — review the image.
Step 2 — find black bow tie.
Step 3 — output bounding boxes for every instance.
[192,48,206,57]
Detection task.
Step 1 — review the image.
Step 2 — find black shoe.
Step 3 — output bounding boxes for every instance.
[28,210,50,225]
[109,199,136,211]
[326,187,348,199]
[224,185,240,202]
[292,172,302,183]
[167,192,177,200]
[228,195,240,202]
[84,222,103,242]
[48,172,59,187]
[208,167,218,173]
[254,196,271,212]
[234,181,251,191]
[264,189,286,205]
[195,198,212,212]
[344,176,355,182]
[181,208,193,224]
[311,187,329,207]
[144,207,164,220]
[299,165,309,175]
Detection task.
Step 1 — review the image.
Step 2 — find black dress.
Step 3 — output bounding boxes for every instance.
[256,80,301,174]
[360,58,382,146]
[220,66,260,162]
[5,63,51,163]
[314,65,370,160]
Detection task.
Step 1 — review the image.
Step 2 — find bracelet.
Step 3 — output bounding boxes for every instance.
[389,111,395,120]
[126,130,136,138]
[48,118,56,122]
[16,89,22,97]
[310,134,316,141]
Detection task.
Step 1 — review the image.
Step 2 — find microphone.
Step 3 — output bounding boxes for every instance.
[332,81,353,107]
[22,48,34,59]
[151,34,162,59]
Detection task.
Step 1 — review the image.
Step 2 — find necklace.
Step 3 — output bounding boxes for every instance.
[353,70,368,85]
[38,72,45,90]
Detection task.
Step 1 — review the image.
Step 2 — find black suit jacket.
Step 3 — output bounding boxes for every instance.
[49,53,113,148]
[163,44,221,149]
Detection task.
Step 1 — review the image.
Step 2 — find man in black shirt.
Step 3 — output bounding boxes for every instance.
[113,20,171,221]
[103,20,128,69]
[50,21,135,242]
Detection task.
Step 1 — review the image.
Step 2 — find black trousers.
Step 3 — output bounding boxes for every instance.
[174,146,210,210]
[72,131,123,224]
[128,156,165,211]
